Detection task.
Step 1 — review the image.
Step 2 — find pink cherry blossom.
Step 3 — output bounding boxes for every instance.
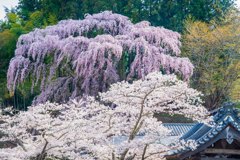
[7,11,194,104]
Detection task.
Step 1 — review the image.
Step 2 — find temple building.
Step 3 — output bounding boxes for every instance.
[166,102,240,160]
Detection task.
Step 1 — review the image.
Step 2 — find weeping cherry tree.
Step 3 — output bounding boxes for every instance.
[7,11,194,104]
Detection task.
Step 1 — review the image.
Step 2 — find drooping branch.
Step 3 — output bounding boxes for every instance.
[7,11,194,104]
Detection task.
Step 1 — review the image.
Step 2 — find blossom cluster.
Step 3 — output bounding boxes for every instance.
[7,11,194,104]
[0,72,209,160]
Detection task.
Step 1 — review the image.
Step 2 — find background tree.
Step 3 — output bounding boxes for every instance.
[231,68,240,101]
[16,0,236,32]
[17,0,41,20]
[0,12,26,107]
[182,11,240,110]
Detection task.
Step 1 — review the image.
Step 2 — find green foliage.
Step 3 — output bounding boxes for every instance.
[117,51,130,80]
[16,0,237,32]
[154,112,194,123]
[124,0,235,31]
[17,0,41,20]
[47,14,58,25]
[0,9,58,109]
[84,28,105,38]
[182,11,240,109]
[43,54,54,65]
[11,76,41,110]
[24,11,44,30]
[231,72,240,101]
[0,29,19,108]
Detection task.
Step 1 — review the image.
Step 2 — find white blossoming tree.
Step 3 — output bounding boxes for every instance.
[0,72,208,160]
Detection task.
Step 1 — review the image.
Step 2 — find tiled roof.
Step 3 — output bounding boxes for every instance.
[112,123,196,145]
[163,123,196,136]
[171,102,240,159]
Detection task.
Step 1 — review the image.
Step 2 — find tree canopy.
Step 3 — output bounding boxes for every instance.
[182,12,240,109]
[7,11,194,105]
[16,0,236,32]
[0,72,209,160]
